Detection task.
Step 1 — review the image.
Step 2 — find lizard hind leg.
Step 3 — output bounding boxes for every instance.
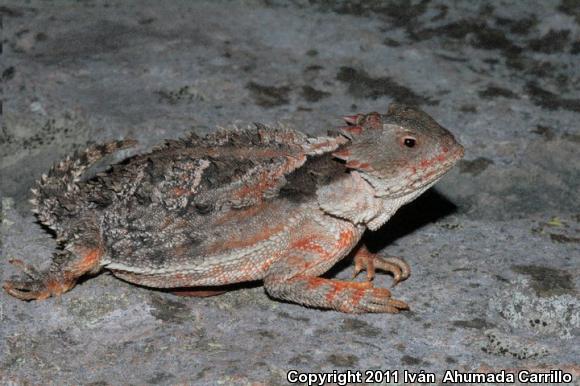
[3,247,103,301]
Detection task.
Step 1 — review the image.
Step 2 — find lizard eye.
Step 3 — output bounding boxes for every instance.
[403,137,416,148]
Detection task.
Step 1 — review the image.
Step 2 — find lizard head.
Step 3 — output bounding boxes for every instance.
[333,103,464,198]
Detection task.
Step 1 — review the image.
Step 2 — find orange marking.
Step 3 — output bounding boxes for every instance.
[345,159,373,171]
[324,281,372,303]
[357,162,371,170]
[234,171,273,202]
[351,288,366,307]
[305,277,325,290]
[259,259,275,272]
[171,187,190,197]
[207,221,286,255]
[232,155,305,203]
[71,248,103,275]
[45,277,75,297]
[290,236,328,256]
[417,150,451,170]
[325,284,341,302]
[337,229,356,249]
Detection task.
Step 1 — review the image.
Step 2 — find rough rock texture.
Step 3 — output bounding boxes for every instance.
[0,0,578,384]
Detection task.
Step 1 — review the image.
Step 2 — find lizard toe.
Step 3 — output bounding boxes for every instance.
[3,279,51,301]
[374,256,411,285]
[353,287,409,313]
[383,256,411,280]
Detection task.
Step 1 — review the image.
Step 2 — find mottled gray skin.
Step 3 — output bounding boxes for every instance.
[3,104,464,313]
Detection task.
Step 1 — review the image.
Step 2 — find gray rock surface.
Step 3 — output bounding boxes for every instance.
[1,0,579,384]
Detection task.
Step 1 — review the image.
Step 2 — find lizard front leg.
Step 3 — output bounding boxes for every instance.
[263,220,409,313]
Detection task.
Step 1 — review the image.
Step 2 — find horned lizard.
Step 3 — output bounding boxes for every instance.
[3,104,464,313]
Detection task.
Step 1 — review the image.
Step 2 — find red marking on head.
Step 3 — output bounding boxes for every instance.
[419,158,434,168]
[418,149,450,169]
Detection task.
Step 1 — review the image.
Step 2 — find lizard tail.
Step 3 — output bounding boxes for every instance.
[30,139,137,236]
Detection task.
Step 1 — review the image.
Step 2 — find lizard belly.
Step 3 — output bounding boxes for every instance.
[106,203,364,288]
[105,201,304,287]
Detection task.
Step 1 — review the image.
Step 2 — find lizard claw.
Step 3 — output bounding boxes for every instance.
[353,248,411,287]
[378,256,411,286]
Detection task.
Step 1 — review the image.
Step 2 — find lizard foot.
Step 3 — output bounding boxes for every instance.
[3,259,71,301]
[265,276,409,314]
[351,286,409,313]
[353,247,411,286]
